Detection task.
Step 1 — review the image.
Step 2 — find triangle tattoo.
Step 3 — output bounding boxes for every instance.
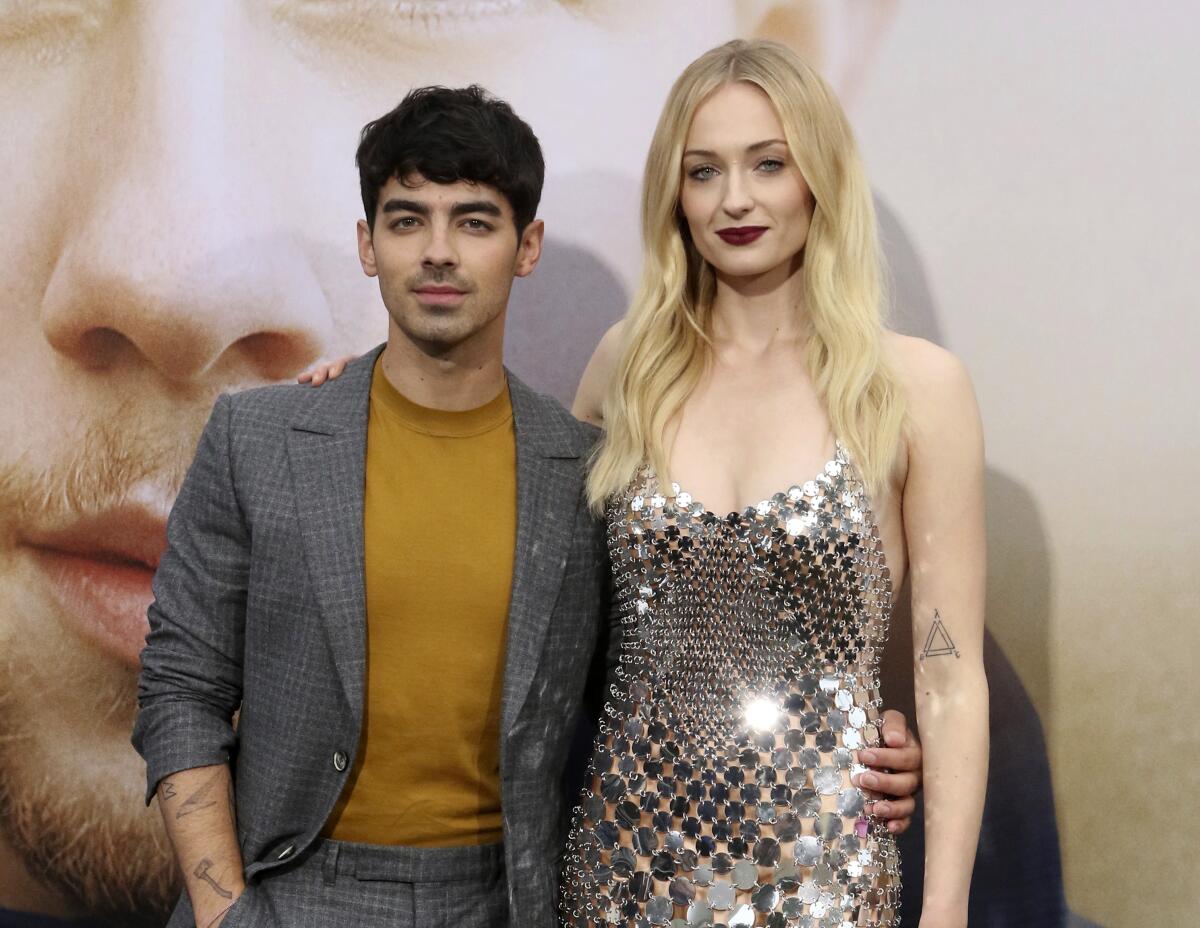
[919,610,960,659]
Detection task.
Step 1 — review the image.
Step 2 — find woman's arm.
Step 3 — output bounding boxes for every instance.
[571,321,625,426]
[899,339,989,927]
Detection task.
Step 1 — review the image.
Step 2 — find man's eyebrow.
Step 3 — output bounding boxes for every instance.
[682,138,789,159]
[381,198,429,216]
[379,199,503,218]
[450,201,503,218]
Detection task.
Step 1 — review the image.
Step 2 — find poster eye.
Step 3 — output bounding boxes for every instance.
[273,0,541,33]
[0,0,114,60]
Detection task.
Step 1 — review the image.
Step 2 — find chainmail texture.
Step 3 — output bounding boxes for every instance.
[560,443,900,927]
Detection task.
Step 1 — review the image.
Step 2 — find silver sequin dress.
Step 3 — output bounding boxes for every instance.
[561,443,900,927]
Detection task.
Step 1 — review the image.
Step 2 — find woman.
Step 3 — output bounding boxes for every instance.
[558,40,987,928]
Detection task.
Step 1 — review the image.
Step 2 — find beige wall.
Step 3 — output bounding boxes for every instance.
[852,3,1200,923]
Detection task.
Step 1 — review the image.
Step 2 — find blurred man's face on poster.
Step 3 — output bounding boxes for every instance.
[0,1,887,921]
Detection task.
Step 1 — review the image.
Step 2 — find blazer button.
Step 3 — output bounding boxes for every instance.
[276,844,295,861]
[333,750,348,772]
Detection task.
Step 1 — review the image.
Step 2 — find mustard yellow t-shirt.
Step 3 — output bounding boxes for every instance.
[326,361,515,846]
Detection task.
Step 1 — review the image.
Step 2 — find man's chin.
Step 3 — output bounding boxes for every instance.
[0,607,179,926]
[0,770,178,927]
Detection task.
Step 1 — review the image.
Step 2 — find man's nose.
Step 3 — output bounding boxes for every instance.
[39,3,332,387]
[421,224,460,271]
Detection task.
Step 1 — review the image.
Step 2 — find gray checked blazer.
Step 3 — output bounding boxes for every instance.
[133,346,611,927]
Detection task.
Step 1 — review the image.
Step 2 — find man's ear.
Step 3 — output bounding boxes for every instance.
[514,218,545,279]
[357,218,378,277]
[738,0,898,104]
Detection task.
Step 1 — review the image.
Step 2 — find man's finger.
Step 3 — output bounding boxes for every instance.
[854,769,920,799]
[879,708,917,749]
[869,797,915,821]
[859,744,922,774]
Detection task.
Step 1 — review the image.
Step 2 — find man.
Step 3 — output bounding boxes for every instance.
[131,86,922,928]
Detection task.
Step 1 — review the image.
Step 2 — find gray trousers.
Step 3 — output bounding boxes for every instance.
[189,840,508,928]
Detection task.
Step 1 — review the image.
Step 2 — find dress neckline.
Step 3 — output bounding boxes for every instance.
[648,440,848,521]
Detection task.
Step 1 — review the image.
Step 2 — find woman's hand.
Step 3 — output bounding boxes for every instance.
[855,709,922,834]
[297,355,355,386]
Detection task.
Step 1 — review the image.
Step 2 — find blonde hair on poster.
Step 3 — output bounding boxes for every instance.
[586,39,905,511]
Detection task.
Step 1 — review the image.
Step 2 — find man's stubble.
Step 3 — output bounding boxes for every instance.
[0,415,198,925]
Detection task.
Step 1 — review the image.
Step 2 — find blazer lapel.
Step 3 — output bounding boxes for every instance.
[286,345,383,723]
[500,373,587,736]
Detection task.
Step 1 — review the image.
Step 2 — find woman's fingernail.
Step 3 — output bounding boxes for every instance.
[862,773,878,788]
[859,750,876,765]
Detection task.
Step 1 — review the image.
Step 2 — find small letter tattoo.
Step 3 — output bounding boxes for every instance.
[193,859,233,900]
[919,610,960,659]
[160,780,177,801]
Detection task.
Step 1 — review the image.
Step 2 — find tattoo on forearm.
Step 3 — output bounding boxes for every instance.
[193,859,233,900]
[919,610,960,659]
[176,774,221,819]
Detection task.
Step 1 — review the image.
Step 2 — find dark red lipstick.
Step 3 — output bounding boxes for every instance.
[716,226,767,246]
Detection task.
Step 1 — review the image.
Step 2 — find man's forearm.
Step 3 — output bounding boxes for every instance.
[156,764,245,928]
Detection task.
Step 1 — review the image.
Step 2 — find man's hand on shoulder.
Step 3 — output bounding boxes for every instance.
[854,709,922,834]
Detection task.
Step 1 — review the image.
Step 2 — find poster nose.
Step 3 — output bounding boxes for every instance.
[36,2,333,385]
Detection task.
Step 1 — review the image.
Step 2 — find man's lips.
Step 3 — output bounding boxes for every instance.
[21,504,168,669]
[716,226,768,246]
[413,285,468,306]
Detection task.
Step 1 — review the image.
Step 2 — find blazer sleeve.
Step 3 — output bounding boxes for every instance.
[131,393,249,804]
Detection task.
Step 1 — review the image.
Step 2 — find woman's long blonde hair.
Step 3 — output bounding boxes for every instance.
[586,39,905,511]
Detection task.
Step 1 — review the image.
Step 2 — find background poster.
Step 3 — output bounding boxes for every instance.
[0,2,1194,926]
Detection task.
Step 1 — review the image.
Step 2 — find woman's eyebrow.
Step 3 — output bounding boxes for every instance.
[683,138,787,159]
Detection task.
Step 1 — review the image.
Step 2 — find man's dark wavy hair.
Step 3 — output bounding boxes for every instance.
[356,85,544,233]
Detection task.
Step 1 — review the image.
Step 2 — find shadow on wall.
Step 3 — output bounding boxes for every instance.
[881,200,1055,712]
[877,198,1072,926]
[506,238,630,408]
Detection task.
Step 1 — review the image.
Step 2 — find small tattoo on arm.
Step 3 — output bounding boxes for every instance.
[176,774,220,819]
[919,610,960,659]
[193,859,233,900]
[159,779,177,801]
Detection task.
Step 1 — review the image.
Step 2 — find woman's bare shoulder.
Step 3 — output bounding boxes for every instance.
[572,320,627,426]
[884,331,981,454]
[887,332,974,403]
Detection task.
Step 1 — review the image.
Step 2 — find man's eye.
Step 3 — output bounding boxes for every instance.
[464,218,492,231]
[392,217,419,229]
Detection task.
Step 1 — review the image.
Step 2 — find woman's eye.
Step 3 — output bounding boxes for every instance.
[758,158,785,173]
[688,165,717,181]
